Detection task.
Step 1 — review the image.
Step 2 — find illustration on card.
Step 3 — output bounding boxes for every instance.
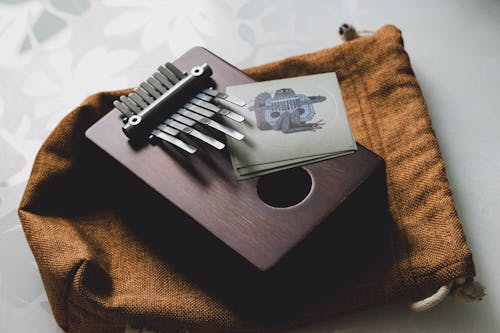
[248,88,326,133]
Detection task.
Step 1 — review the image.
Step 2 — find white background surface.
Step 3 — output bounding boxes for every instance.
[1,0,499,332]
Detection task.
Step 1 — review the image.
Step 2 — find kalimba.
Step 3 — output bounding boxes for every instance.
[86,47,388,272]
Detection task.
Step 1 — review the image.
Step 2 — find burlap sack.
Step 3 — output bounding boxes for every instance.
[19,25,475,333]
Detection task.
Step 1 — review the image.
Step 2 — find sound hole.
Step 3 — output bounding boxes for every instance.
[257,167,313,208]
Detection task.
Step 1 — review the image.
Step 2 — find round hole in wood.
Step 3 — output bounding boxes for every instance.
[257,167,312,208]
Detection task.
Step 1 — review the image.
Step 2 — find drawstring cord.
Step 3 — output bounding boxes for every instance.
[338,23,372,42]
[338,23,486,312]
[410,277,486,312]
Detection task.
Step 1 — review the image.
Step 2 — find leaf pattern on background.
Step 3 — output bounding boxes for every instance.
[0,114,40,187]
[0,209,64,333]
[102,0,255,64]
[0,0,91,66]
[49,0,90,16]
[0,95,4,118]
[0,1,42,66]
[22,47,140,129]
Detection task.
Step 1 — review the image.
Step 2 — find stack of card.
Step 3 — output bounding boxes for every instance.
[220,73,357,180]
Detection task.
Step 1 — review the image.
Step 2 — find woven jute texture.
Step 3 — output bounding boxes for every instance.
[19,25,475,333]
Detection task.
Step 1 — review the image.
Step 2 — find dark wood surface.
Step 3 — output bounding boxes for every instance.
[85,47,385,270]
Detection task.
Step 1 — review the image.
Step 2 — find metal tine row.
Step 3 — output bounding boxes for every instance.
[143,71,245,146]
[113,64,245,154]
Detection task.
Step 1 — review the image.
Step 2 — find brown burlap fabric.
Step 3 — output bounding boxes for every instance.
[19,25,475,333]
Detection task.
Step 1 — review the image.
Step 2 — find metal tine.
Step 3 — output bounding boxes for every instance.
[120,96,141,114]
[195,103,244,123]
[153,72,173,89]
[184,102,215,118]
[189,98,244,122]
[156,124,198,153]
[201,88,219,98]
[140,82,161,99]
[158,65,180,83]
[165,118,225,150]
[151,129,196,154]
[192,90,228,111]
[135,87,155,104]
[129,92,148,109]
[164,62,186,80]
[170,113,196,127]
[198,89,224,102]
[157,123,179,136]
[195,92,213,102]
[177,108,244,140]
[153,71,176,91]
[190,95,245,123]
[203,88,247,107]
[201,89,228,102]
[147,77,167,94]
[114,100,133,118]
[190,92,245,122]
[218,92,246,107]
[218,108,244,122]
[192,98,220,113]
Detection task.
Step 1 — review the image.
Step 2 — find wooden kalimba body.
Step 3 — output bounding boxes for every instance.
[86,47,388,271]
